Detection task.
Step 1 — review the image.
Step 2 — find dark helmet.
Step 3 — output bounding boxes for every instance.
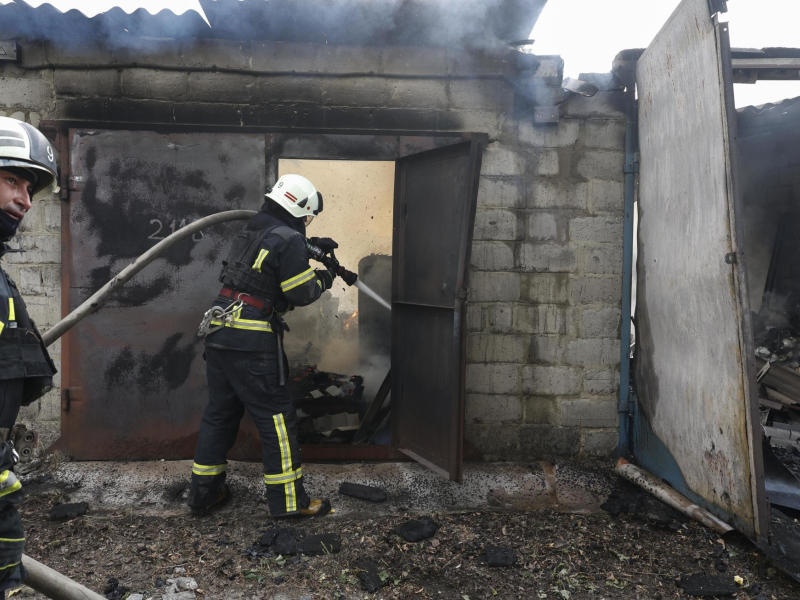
[0,116,59,200]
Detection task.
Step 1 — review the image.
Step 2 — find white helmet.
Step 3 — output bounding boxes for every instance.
[266,174,323,221]
[0,116,60,200]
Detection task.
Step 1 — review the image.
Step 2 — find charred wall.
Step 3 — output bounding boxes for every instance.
[0,36,626,459]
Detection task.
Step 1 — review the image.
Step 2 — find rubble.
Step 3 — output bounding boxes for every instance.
[49,501,88,521]
[482,545,518,567]
[103,576,129,600]
[397,517,440,542]
[679,573,738,597]
[300,533,341,555]
[338,482,387,502]
[357,561,389,593]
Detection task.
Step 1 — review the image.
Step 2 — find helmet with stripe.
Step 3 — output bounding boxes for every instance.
[266,174,322,222]
[0,117,60,200]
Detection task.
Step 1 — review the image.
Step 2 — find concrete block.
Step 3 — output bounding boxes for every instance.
[474,209,522,241]
[584,368,620,395]
[465,424,519,460]
[122,70,188,100]
[383,46,451,76]
[315,44,382,74]
[567,339,620,366]
[521,273,569,304]
[17,202,43,234]
[19,265,60,296]
[578,72,624,92]
[466,363,519,395]
[576,150,624,181]
[529,180,587,209]
[518,119,580,148]
[53,70,120,97]
[563,91,626,120]
[561,399,617,427]
[582,308,621,338]
[570,216,623,244]
[0,77,51,108]
[469,272,520,302]
[532,150,559,176]
[436,109,502,137]
[519,425,580,458]
[9,112,24,122]
[514,304,566,335]
[471,242,514,271]
[467,304,484,332]
[517,244,577,273]
[450,80,513,112]
[583,245,623,274]
[455,51,516,78]
[466,394,523,423]
[487,303,513,333]
[582,430,618,456]
[527,212,559,242]
[387,80,449,109]
[373,108,436,130]
[247,41,317,73]
[6,235,60,264]
[257,76,323,105]
[589,180,624,213]
[321,107,374,129]
[529,57,564,85]
[585,120,626,150]
[522,365,582,395]
[44,203,61,232]
[481,144,526,176]
[321,78,385,107]
[28,112,41,128]
[467,334,527,363]
[570,277,622,305]
[189,72,257,103]
[477,177,525,209]
[524,397,559,424]
[23,296,61,328]
[528,336,566,364]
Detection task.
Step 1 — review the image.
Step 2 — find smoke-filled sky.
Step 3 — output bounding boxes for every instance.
[3,0,800,107]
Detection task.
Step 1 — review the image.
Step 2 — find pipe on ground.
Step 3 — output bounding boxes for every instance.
[43,209,256,347]
[615,458,733,535]
[22,554,105,600]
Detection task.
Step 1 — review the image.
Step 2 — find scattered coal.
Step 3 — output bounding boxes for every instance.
[339,482,387,503]
[679,574,738,597]
[397,517,440,542]
[300,533,341,555]
[103,576,129,600]
[358,561,389,593]
[483,545,518,567]
[246,526,298,557]
[49,502,88,521]
[602,484,683,528]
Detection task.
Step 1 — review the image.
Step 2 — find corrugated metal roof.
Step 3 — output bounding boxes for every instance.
[737,95,800,129]
[0,0,548,47]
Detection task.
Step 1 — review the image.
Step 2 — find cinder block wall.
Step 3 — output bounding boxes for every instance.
[0,39,626,458]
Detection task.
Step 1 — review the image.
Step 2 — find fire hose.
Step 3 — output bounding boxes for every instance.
[28,210,384,599]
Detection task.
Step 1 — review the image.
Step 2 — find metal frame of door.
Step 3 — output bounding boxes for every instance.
[45,120,486,465]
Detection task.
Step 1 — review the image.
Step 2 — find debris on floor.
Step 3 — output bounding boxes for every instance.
[338,482,387,502]
[397,517,439,542]
[356,561,390,593]
[300,533,341,555]
[48,501,88,521]
[601,483,685,529]
[482,545,518,567]
[678,573,739,597]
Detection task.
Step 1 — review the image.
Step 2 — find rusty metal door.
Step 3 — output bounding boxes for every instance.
[392,140,483,482]
[59,130,265,459]
[634,0,767,537]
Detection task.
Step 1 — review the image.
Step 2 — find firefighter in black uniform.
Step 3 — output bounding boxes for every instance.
[189,174,336,517]
[0,116,60,589]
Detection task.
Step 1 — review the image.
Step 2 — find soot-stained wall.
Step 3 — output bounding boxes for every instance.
[0,36,626,459]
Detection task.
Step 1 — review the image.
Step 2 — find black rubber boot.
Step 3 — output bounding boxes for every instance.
[190,483,231,517]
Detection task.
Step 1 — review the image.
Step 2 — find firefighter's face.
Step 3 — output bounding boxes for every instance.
[0,169,33,221]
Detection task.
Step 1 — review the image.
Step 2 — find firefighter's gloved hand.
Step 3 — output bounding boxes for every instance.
[316,270,336,291]
[309,237,338,252]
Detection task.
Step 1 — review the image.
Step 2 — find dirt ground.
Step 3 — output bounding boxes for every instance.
[10,469,800,600]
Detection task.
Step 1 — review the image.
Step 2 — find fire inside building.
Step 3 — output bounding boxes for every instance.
[1,0,800,596]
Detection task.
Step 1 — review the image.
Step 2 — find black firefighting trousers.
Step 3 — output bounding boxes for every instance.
[0,379,25,592]
[188,347,310,517]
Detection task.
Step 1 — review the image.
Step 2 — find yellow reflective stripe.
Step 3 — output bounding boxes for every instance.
[272,414,296,513]
[7,298,14,322]
[192,462,227,476]
[0,538,24,543]
[0,561,20,571]
[280,268,315,292]
[0,471,20,498]
[252,249,269,272]
[0,471,9,483]
[263,467,303,484]
[0,321,5,336]
[0,480,21,498]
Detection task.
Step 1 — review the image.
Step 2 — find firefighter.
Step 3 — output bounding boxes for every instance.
[0,116,60,589]
[189,174,336,518]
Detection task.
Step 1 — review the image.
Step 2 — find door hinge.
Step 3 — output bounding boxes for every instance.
[624,162,639,174]
[62,389,71,412]
[725,252,737,265]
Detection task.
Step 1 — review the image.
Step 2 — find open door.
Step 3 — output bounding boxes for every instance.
[634,0,768,538]
[392,140,483,482]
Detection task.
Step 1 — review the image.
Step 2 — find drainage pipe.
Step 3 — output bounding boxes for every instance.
[617,67,638,458]
[23,554,105,600]
[615,458,733,535]
[42,209,257,347]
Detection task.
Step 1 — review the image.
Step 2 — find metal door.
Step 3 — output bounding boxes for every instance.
[392,140,483,482]
[634,0,767,536]
[59,130,265,459]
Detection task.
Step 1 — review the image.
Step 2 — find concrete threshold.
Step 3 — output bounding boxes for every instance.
[38,460,616,518]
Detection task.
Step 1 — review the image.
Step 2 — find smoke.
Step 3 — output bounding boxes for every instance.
[0,0,547,52]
